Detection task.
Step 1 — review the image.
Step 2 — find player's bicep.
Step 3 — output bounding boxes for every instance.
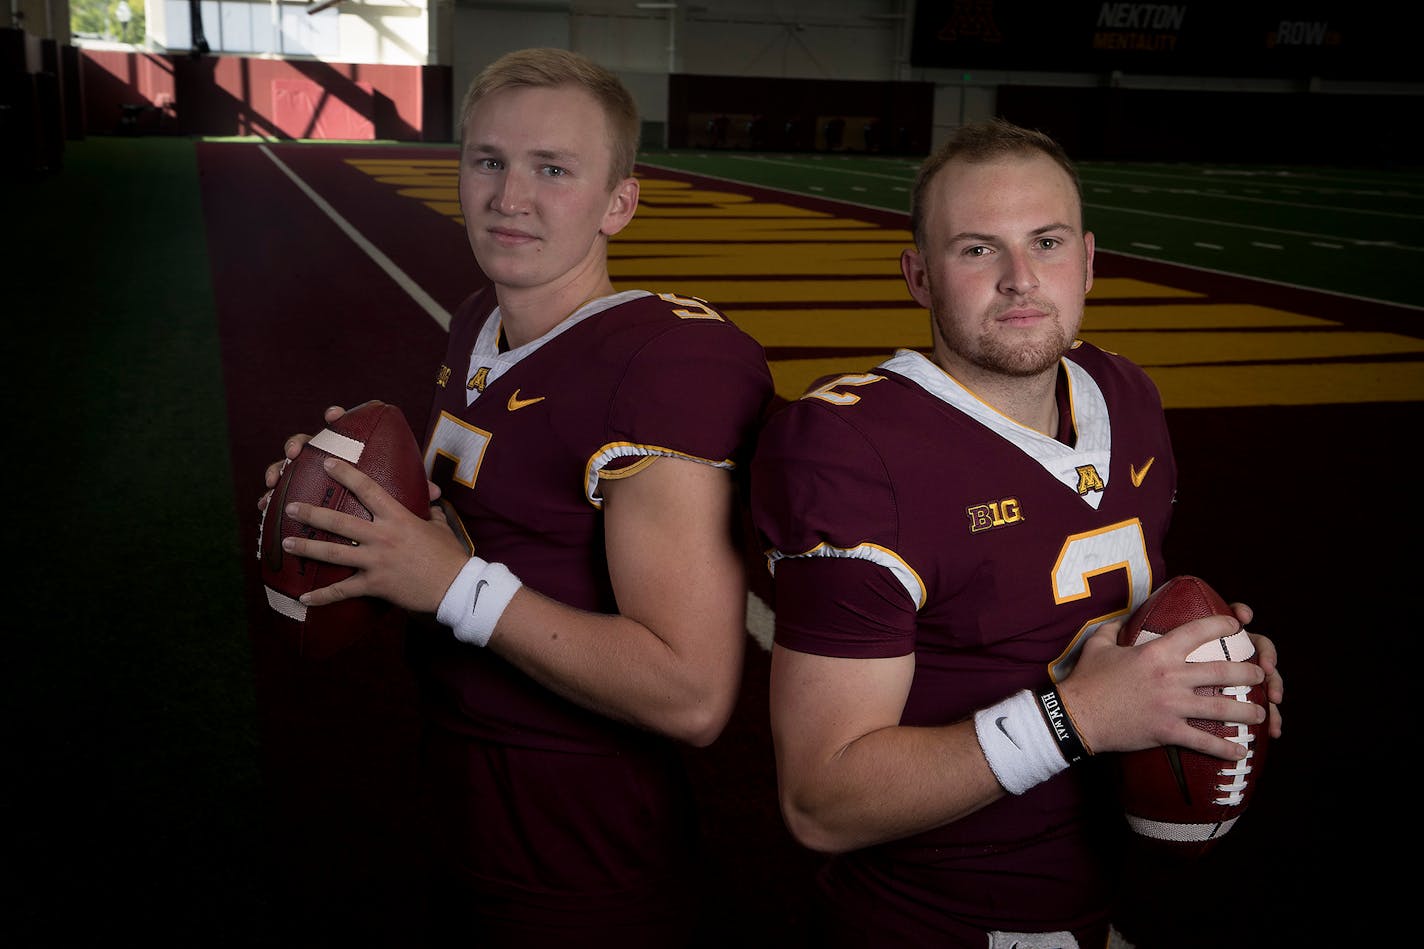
[601,456,745,655]
[770,646,914,787]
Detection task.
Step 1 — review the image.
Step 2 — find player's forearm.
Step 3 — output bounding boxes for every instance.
[776,721,1004,854]
[488,586,746,746]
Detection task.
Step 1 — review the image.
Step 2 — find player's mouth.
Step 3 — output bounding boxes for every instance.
[994,300,1055,327]
[487,226,539,246]
[996,308,1048,327]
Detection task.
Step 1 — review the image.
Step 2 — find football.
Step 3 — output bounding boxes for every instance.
[1115,575,1270,856]
[258,400,429,659]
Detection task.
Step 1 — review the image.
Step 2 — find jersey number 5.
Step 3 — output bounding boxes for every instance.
[424,410,493,488]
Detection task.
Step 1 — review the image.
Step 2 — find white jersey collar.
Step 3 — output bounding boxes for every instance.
[880,348,1112,509]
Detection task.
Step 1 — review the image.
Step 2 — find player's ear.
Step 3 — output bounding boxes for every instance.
[901,247,932,309]
[600,176,640,237]
[1083,230,1096,296]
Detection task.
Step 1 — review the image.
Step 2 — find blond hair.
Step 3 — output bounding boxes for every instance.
[459,47,640,187]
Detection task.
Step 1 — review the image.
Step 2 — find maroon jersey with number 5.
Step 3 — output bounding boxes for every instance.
[409,287,772,934]
[751,343,1177,940]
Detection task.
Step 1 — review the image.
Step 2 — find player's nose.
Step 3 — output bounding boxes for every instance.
[998,248,1039,295]
[490,172,531,215]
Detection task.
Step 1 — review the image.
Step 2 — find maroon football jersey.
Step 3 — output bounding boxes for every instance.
[751,344,1177,940]
[408,288,772,933]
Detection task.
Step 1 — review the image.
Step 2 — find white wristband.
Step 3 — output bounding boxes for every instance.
[435,556,521,648]
[974,689,1070,795]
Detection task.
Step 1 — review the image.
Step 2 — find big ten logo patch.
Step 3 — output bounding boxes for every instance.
[966,498,1023,533]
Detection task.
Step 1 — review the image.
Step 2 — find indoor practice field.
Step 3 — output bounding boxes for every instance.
[4,135,1419,947]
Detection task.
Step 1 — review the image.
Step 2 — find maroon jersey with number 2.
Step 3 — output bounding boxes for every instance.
[410,288,772,941]
[751,343,1177,944]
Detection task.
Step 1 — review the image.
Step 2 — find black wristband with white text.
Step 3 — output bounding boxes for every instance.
[1033,685,1092,765]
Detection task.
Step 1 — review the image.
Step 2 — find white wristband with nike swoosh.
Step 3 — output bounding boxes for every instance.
[973,689,1069,795]
[436,556,521,648]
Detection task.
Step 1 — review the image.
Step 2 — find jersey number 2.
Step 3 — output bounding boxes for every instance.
[1050,520,1153,680]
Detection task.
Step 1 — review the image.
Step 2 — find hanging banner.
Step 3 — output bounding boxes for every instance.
[910,2,1419,82]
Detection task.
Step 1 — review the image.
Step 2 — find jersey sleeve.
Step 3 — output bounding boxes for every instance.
[750,398,920,658]
[603,310,773,470]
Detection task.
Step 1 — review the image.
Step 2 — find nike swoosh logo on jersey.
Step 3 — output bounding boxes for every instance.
[472,579,488,611]
[507,390,545,411]
[995,716,1020,749]
[1130,457,1155,487]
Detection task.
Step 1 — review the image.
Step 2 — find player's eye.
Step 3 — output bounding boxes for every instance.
[1036,237,1061,251]
[963,245,991,258]
[540,165,569,178]
[469,156,502,172]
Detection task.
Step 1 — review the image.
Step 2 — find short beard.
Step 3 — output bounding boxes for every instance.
[932,301,1073,378]
[971,330,1068,377]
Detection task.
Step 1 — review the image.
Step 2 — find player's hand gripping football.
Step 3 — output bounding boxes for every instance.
[258,404,348,509]
[1234,601,1284,738]
[1057,606,1283,761]
[257,405,460,614]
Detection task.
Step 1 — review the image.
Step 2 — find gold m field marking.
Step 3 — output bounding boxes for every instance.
[1130,458,1156,487]
[507,390,546,411]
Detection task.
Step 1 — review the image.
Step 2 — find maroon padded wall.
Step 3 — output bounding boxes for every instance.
[79,48,452,142]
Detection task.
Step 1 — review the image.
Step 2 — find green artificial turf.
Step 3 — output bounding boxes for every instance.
[2,135,270,945]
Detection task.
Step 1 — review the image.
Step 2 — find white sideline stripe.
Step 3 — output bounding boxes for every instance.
[258,144,453,331]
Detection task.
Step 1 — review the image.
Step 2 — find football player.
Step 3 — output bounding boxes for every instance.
[262,48,773,946]
[749,119,1283,947]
